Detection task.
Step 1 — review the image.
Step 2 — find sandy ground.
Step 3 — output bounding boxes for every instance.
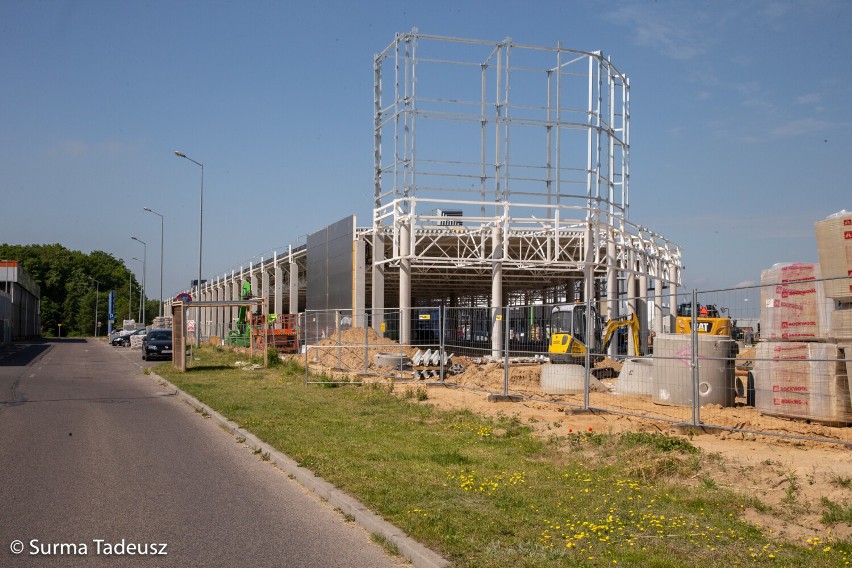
[299,327,852,544]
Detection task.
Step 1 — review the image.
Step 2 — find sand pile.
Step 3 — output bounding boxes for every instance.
[305,327,417,373]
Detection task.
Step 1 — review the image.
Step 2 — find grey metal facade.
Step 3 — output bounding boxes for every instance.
[0,261,41,339]
[0,292,10,346]
[306,216,355,312]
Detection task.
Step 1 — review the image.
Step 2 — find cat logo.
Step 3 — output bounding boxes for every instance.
[697,322,711,333]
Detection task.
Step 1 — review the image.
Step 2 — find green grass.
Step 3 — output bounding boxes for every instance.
[821,497,852,525]
[154,348,851,567]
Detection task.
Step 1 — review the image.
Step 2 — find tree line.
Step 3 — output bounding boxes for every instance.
[0,243,158,337]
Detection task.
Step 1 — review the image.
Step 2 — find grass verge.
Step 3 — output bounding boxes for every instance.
[155,348,851,567]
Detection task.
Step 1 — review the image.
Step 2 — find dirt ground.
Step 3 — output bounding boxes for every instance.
[299,327,852,544]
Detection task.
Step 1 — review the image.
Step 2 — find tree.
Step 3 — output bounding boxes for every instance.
[0,243,147,336]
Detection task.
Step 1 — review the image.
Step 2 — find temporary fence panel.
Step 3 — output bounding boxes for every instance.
[296,279,851,445]
[302,308,414,384]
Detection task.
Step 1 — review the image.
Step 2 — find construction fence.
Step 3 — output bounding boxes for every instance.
[299,270,852,447]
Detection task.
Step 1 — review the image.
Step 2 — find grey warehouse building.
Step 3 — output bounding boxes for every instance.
[1,260,41,344]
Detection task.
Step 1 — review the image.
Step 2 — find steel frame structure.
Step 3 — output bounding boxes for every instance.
[372,30,681,305]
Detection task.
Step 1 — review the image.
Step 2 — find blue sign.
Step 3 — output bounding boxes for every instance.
[108,290,115,321]
[176,293,193,303]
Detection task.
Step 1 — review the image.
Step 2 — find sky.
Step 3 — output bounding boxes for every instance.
[2,0,851,302]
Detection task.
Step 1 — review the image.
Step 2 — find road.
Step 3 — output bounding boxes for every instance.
[0,339,406,567]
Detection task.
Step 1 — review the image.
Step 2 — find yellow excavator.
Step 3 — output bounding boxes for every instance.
[548,304,641,364]
[674,303,731,336]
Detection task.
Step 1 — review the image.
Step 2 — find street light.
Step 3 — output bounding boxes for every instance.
[175,150,204,347]
[90,278,100,337]
[133,256,145,327]
[144,207,164,318]
[127,264,133,320]
[131,234,147,324]
[127,256,145,326]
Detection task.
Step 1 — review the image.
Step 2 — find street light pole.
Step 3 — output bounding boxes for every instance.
[91,278,100,337]
[131,236,147,325]
[131,256,144,325]
[144,207,165,318]
[175,150,204,347]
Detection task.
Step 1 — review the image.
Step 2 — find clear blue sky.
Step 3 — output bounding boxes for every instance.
[2,0,850,299]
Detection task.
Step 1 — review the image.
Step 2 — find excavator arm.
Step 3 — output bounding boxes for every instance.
[600,313,641,357]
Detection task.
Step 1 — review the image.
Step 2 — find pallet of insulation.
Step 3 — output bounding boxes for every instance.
[841,343,852,387]
[831,308,852,341]
[760,262,832,341]
[815,210,852,302]
[753,342,851,425]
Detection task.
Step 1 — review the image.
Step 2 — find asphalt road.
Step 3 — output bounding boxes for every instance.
[0,339,407,567]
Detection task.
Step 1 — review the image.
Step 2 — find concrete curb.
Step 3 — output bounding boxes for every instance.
[149,372,450,568]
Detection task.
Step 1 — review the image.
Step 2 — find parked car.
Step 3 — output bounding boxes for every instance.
[108,330,129,345]
[109,329,134,347]
[110,328,142,347]
[142,329,172,361]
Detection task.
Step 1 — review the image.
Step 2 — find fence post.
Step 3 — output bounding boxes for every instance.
[304,312,310,386]
[503,305,510,396]
[364,309,369,375]
[314,315,319,362]
[336,310,342,370]
[691,289,699,426]
[440,305,446,381]
[583,295,593,410]
[399,307,405,379]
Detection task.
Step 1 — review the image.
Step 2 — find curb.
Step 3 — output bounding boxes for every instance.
[149,371,449,568]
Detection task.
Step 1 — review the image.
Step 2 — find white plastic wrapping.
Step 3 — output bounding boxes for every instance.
[760,263,833,340]
[815,210,852,302]
[754,342,851,424]
[831,308,852,341]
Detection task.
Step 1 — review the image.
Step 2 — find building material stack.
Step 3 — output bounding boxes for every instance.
[130,333,145,349]
[753,342,848,423]
[759,262,831,341]
[816,210,852,381]
[815,210,852,302]
[753,212,852,425]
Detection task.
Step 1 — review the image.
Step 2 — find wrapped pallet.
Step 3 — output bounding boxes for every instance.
[760,262,832,340]
[815,210,852,302]
[831,308,852,341]
[841,343,852,385]
[753,342,851,425]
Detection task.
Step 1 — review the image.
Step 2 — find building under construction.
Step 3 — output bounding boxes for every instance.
[172,31,683,356]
